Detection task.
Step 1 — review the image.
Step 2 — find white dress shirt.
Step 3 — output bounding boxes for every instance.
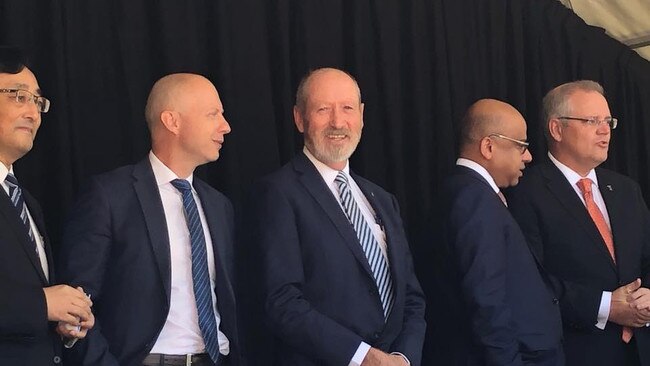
[148,152,230,355]
[548,152,612,329]
[303,147,409,366]
[0,163,49,281]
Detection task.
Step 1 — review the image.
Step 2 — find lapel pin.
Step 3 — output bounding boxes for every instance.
[606,185,613,191]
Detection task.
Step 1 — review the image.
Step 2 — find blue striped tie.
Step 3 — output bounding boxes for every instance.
[5,174,38,252]
[170,179,220,363]
[335,172,394,320]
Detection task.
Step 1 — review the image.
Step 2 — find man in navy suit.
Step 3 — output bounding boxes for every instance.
[509,80,650,366]
[248,67,426,366]
[58,73,241,366]
[0,46,94,366]
[439,99,563,366]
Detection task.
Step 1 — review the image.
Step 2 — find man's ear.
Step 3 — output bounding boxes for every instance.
[293,106,305,133]
[548,118,563,142]
[160,110,181,135]
[479,136,494,160]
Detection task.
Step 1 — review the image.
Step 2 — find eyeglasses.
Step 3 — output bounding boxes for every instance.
[489,133,529,154]
[557,116,617,129]
[0,88,50,113]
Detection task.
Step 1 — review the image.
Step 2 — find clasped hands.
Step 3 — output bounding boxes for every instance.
[43,285,95,340]
[361,348,409,366]
[610,278,650,328]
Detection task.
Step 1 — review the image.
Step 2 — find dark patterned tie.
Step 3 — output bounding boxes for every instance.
[335,172,394,320]
[170,179,220,362]
[5,174,38,253]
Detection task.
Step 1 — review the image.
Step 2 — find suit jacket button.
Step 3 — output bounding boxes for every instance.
[552,298,559,304]
[373,332,381,340]
[53,356,62,364]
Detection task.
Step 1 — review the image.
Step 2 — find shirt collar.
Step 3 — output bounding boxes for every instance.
[548,152,598,187]
[149,151,194,187]
[0,163,11,183]
[303,146,350,186]
[456,157,500,194]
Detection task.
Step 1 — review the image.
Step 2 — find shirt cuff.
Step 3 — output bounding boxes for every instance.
[349,342,371,366]
[391,352,411,365]
[596,291,612,329]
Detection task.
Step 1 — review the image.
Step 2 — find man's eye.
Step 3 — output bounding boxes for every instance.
[16,95,28,103]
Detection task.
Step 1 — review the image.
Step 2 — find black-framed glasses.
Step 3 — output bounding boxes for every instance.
[0,88,50,113]
[488,133,529,154]
[557,116,617,129]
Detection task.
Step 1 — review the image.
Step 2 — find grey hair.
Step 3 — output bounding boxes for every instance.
[541,80,605,141]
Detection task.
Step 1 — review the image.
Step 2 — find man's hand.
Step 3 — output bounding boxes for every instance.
[361,348,408,366]
[43,285,93,324]
[627,286,650,325]
[609,279,650,327]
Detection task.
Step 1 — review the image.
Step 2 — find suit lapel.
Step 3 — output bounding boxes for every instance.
[596,169,626,270]
[132,159,172,301]
[194,180,235,301]
[0,188,48,284]
[541,162,617,272]
[292,153,374,277]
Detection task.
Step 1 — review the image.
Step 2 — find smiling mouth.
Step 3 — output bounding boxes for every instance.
[327,134,347,141]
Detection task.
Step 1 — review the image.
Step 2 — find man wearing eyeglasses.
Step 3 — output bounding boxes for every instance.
[509,80,650,366]
[0,46,94,365]
[436,99,563,365]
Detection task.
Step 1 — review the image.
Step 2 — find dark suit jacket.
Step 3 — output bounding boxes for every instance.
[439,166,563,366]
[0,182,61,365]
[508,160,650,365]
[248,152,426,366]
[57,158,241,366]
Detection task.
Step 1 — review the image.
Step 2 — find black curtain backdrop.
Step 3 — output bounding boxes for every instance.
[2,0,650,364]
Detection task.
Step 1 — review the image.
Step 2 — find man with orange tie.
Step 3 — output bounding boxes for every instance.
[509,80,650,366]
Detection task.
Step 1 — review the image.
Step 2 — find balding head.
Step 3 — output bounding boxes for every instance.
[459,99,517,152]
[145,73,214,134]
[295,67,361,114]
[144,73,230,178]
[458,99,532,187]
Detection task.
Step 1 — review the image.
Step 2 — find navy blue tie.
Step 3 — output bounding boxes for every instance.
[170,179,220,363]
[5,174,38,252]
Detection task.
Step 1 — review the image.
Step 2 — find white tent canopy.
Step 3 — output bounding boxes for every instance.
[559,0,650,60]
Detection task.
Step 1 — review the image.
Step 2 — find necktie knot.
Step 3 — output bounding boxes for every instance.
[5,173,19,187]
[335,171,349,188]
[171,178,192,193]
[577,178,593,195]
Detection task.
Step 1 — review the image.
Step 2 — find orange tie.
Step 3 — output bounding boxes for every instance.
[576,178,633,343]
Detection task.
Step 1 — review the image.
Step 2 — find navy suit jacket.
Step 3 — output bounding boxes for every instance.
[0,185,61,366]
[249,152,426,366]
[57,158,241,366]
[439,166,563,366]
[509,160,650,365]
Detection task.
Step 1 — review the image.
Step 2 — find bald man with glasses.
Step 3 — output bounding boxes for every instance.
[437,98,564,366]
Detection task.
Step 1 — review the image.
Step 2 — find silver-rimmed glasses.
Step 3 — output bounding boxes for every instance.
[0,88,50,113]
[557,116,617,129]
[489,133,529,154]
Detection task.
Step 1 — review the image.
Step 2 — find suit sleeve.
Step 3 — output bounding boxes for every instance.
[251,181,364,365]
[508,185,602,329]
[386,195,427,365]
[0,281,50,341]
[449,189,523,366]
[57,177,120,366]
